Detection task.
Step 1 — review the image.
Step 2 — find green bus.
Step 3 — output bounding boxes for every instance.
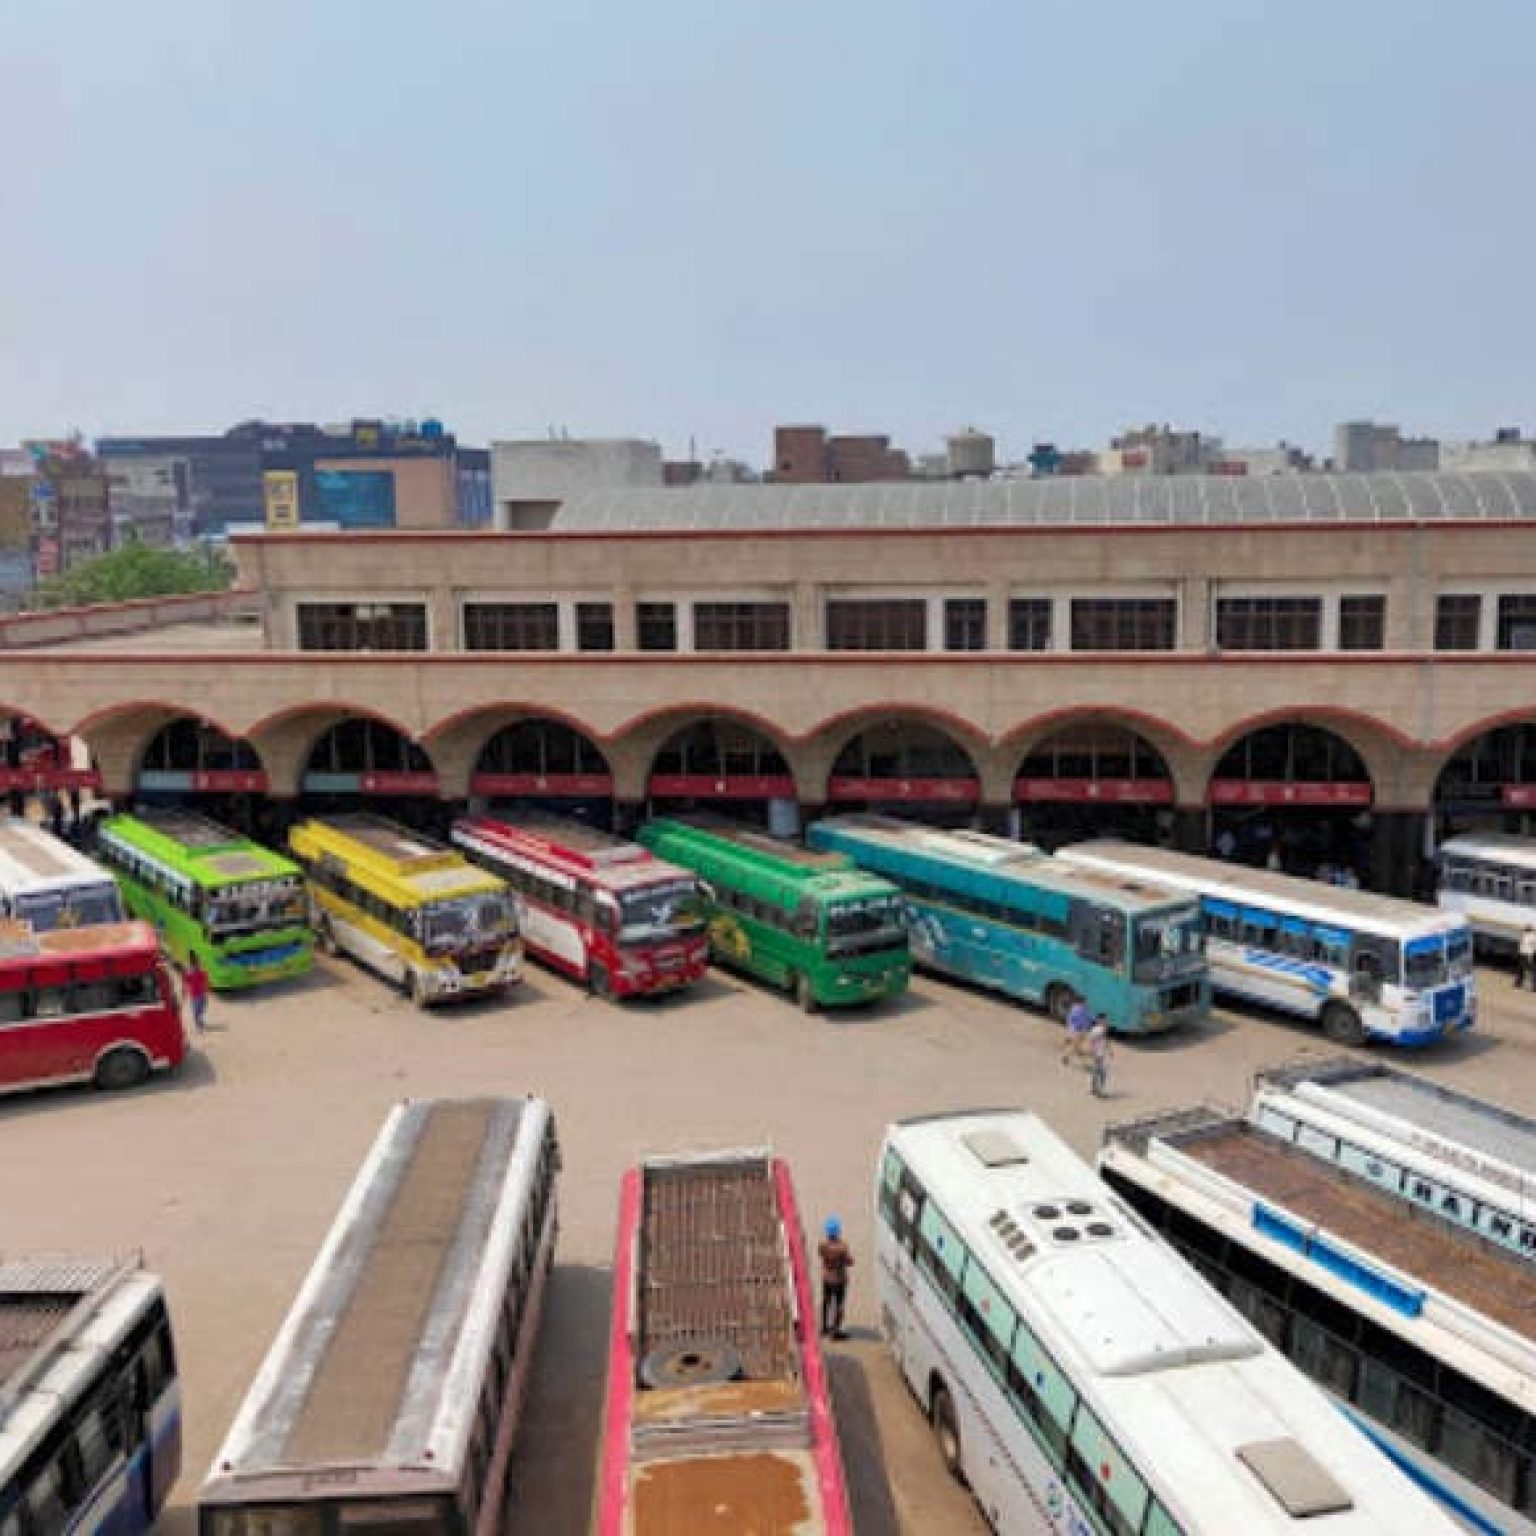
[95,809,314,990]
[636,817,910,1010]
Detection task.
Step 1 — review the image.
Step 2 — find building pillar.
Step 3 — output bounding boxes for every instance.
[1182,577,1212,652]
[613,588,637,651]
[976,802,1012,836]
[793,581,821,652]
[1171,807,1208,854]
[1370,811,1429,898]
[613,799,645,837]
[428,587,458,652]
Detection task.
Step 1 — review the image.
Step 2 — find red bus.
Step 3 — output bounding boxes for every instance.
[452,815,708,998]
[595,1148,854,1536]
[0,920,188,1097]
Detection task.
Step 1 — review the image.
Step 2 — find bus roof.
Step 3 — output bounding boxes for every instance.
[202,1099,548,1500]
[453,815,693,896]
[0,921,158,976]
[290,815,506,904]
[815,816,1192,916]
[891,1109,1450,1531]
[1439,832,1536,873]
[99,810,300,889]
[1059,841,1460,938]
[0,819,112,896]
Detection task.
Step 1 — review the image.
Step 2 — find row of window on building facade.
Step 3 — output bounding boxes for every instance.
[291,592,1536,655]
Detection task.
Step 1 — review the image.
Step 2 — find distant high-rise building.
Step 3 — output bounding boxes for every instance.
[1440,428,1536,473]
[769,424,911,483]
[1333,421,1440,473]
[1099,424,1220,476]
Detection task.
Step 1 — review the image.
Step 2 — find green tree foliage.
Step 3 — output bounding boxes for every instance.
[35,540,234,608]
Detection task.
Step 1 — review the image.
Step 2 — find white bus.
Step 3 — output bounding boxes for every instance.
[0,1254,181,1536]
[1056,841,1475,1046]
[0,818,124,934]
[1101,1104,1536,1534]
[199,1097,560,1536]
[1250,1056,1536,1266]
[1437,833,1536,956]
[876,1108,1458,1535]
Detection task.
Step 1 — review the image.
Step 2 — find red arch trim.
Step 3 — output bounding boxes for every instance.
[1205,706,1416,756]
[243,701,421,742]
[995,706,1198,752]
[1435,708,1536,756]
[799,703,991,749]
[69,699,245,741]
[609,702,797,752]
[422,702,607,747]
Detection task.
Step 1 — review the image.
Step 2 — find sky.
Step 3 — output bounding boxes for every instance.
[3,0,1533,465]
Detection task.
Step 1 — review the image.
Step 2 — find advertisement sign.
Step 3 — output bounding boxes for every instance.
[1208,780,1371,807]
[470,772,614,798]
[649,774,797,801]
[1014,777,1173,804]
[1503,785,1536,808]
[263,470,301,529]
[827,776,981,804]
[359,771,439,796]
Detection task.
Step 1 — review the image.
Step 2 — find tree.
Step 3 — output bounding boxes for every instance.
[34,540,235,608]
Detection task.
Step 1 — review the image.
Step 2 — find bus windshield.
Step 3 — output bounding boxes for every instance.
[1403,934,1454,992]
[825,895,906,957]
[206,878,306,936]
[420,892,516,952]
[1132,908,1204,983]
[14,883,123,932]
[1446,926,1474,979]
[618,880,704,945]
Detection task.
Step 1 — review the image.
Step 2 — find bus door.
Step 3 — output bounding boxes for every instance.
[1348,934,1391,1008]
[883,1157,926,1374]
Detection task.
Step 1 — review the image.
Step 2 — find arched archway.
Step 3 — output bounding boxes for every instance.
[826,718,980,828]
[134,715,268,832]
[647,716,796,830]
[1208,722,1373,878]
[470,718,613,824]
[1434,720,1536,836]
[302,715,441,830]
[1013,722,1174,849]
[0,712,97,807]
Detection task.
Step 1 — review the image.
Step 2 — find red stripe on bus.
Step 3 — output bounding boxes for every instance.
[772,1157,856,1536]
[596,1166,642,1536]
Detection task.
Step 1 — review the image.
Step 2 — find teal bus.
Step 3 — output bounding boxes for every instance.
[95,810,314,990]
[807,815,1208,1034]
[637,817,910,1010]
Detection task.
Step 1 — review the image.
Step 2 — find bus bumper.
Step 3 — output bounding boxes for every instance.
[210,942,315,991]
[824,963,911,1007]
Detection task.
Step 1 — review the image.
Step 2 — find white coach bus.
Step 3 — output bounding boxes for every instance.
[0,817,124,933]
[876,1107,1459,1534]
[1437,833,1536,955]
[1056,841,1475,1046]
[199,1096,560,1536]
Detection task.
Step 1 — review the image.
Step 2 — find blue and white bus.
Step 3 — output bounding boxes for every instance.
[0,1255,180,1536]
[807,816,1208,1034]
[1056,842,1475,1047]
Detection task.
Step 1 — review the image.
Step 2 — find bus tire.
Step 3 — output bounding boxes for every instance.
[95,1047,150,1092]
[1045,983,1072,1023]
[1321,1001,1366,1046]
[408,969,431,1010]
[590,963,612,1001]
[794,972,818,1014]
[931,1381,964,1483]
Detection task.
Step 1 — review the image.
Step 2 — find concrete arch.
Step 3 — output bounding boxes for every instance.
[1429,715,1536,817]
[808,708,990,805]
[1001,707,1201,808]
[71,701,248,799]
[1436,707,1536,757]
[613,705,807,805]
[133,712,266,792]
[247,703,429,799]
[423,704,608,800]
[1199,709,1409,808]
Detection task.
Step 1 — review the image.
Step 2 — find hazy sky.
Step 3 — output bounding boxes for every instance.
[4,0,1532,463]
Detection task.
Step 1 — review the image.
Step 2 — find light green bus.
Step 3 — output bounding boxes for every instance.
[636,817,910,1010]
[95,809,313,990]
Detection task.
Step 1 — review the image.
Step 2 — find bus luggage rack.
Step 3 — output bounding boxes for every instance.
[1102,1103,1235,1155]
[639,1156,796,1382]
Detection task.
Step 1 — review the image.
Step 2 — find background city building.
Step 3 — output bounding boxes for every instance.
[492,436,663,529]
[1333,420,1441,472]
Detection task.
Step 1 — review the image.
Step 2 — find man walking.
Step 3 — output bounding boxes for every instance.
[1087,1015,1113,1098]
[185,955,210,1034]
[1061,994,1094,1066]
[1519,926,1536,990]
[818,1218,854,1340]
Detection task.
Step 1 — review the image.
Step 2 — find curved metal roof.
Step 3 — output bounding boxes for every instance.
[546,471,1536,531]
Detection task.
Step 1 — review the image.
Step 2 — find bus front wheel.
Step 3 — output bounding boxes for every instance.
[1045,983,1072,1023]
[1321,1002,1366,1046]
[931,1382,964,1483]
[95,1047,150,1092]
[589,963,612,1001]
[408,970,432,1010]
[794,973,818,1014]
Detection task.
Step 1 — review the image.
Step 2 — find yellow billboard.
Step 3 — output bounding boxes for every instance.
[263,470,300,529]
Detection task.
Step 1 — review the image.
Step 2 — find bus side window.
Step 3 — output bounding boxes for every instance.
[0,989,25,1025]
[32,986,67,1018]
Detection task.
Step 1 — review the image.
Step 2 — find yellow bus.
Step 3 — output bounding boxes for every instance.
[287,814,521,1007]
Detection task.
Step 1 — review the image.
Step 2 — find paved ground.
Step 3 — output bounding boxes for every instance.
[2,953,1534,1535]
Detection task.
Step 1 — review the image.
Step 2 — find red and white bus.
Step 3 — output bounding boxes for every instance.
[595,1148,853,1536]
[452,815,709,998]
[0,920,187,1097]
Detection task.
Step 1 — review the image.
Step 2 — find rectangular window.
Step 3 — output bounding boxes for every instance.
[959,1255,1015,1369]
[1215,596,1322,651]
[463,602,559,651]
[1069,1404,1151,1536]
[916,1198,965,1301]
[636,602,677,652]
[575,602,614,652]
[693,602,791,651]
[296,602,427,652]
[1497,594,1536,651]
[1070,598,1177,651]
[1010,1319,1074,1460]
[825,598,928,651]
[1435,594,1481,651]
[1008,598,1052,651]
[1338,594,1386,651]
[943,598,987,652]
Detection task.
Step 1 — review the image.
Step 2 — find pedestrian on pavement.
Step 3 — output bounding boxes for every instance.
[1088,1015,1113,1098]
[185,955,210,1033]
[1061,994,1094,1067]
[1518,926,1536,990]
[818,1218,854,1339]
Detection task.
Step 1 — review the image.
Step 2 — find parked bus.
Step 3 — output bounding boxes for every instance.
[1056,841,1475,1046]
[637,817,909,1011]
[879,1108,1456,1535]
[1100,1099,1536,1533]
[452,814,708,998]
[0,1254,181,1536]
[199,1096,560,1536]
[595,1147,852,1536]
[1250,1056,1536,1268]
[0,817,123,934]
[1437,833,1536,957]
[288,814,520,1007]
[0,920,186,1096]
[95,809,313,990]
[809,816,1208,1034]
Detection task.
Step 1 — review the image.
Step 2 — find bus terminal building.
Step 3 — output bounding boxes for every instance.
[4,471,1536,895]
